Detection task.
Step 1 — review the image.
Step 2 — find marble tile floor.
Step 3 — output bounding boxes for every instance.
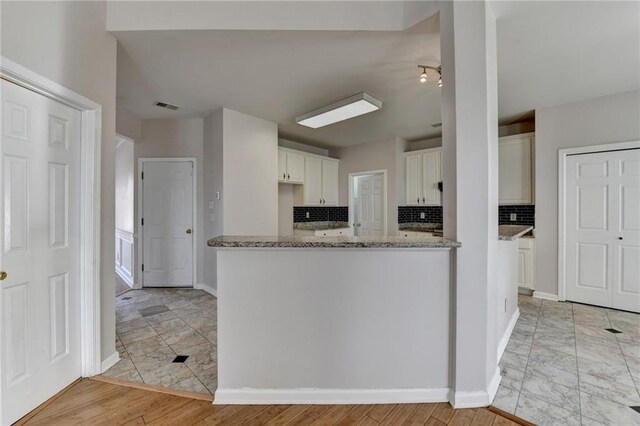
[494,294,640,426]
[102,288,218,395]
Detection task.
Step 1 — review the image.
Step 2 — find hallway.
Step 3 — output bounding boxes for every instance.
[494,295,640,425]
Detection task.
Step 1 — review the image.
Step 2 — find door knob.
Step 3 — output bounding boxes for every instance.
[0,271,6,280]
[186,228,192,234]
[618,237,623,240]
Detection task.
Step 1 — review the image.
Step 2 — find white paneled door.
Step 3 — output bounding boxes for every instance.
[565,149,640,312]
[1,80,81,424]
[141,161,194,287]
[356,174,385,237]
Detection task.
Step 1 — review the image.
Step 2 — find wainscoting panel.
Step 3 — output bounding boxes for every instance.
[115,229,135,287]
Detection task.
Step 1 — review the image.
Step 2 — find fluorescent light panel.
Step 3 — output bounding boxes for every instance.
[296,92,382,129]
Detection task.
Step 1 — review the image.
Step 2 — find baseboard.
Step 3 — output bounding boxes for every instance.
[115,265,134,288]
[195,283,217,297]
[497,308,520,361]
[532,291,559,302]
[213,387,450,405]
[100,351,121,373]
[517,287,534,296]
[450,367,501,408]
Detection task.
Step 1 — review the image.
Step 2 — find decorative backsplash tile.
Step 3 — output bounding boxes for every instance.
[398,206,443,224]
[294,206,348,223]
[499,205,535,226]
[398,204,535,226]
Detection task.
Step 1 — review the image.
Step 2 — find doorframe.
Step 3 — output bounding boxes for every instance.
[348,169,388,236]
[0,57,103,391]
[137,157,198,288]
[557,140,640,301]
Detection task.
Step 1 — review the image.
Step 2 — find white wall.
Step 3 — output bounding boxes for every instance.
[137,119,205,286]
[115,137,135,233]
[278,184,295,236]
[535,90,640,297]
[203,108,279,291]
[116,106,142,142]
[331,137,408,235]
[1,1,118,361]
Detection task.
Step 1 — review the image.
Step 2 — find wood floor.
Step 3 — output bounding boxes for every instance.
[16,379,530,426]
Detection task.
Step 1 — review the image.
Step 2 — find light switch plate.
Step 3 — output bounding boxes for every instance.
[209,201,214,209]
[510,213,517,221]
[216,192,221,200]
[420,212,426,219]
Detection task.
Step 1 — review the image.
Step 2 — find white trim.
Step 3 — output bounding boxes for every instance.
[213,387,450,405]
[557,140,640,302]
[115,229,135,288]
[450,367,501,409]
[115,133,134,150]
[0,57,102,424]
[533,291,559,302]
[497,308,520,361]
[137,157,198,288]
[194,283,218,298]
[100,352,121,373]
[277,145,338,162]
[403,145,443,157]
[348,169,388,236]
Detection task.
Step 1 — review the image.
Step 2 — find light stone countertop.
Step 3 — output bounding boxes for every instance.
[398,223,443,232]
[498,225,534,241]
[208,235,461,249]
[293,221,350,231]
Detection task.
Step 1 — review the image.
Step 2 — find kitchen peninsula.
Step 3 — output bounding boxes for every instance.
[208,234,460,404]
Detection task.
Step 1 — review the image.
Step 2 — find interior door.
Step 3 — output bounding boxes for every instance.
[1,80,82,424]
[142,161,194,287]
[358,175,385,237]
[565,149,640,312]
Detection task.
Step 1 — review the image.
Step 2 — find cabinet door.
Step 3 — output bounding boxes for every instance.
[278,149,287,182]
[405,153,423,205]
[286,151,305,184]
[321,159,339,206]
[304,156,323,206]
[422,150,442,205]
[499,136,533,204]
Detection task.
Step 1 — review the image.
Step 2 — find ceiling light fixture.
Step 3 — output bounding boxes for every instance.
[295,92,382,129]
[417,65,442,87]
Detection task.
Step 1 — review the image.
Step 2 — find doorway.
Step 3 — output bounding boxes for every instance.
[349,171,387,237]
[560,144,640,312]
[115,134,135,295]
[138,158,197,288]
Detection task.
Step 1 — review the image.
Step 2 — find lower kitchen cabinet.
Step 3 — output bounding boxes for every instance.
[518,237,536,290]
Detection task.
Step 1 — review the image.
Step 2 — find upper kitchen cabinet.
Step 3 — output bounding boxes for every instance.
[499,133,534,205]
[278,147,305,184]
[303,156,339,206]
[405,147,442,206]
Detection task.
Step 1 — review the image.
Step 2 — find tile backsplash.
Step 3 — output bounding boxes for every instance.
[499,205,535,226]
[398,206,443,223]
[398,204,535,226]
[293,206,348,223]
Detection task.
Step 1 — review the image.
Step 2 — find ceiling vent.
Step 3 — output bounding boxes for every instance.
[154,101,180,111]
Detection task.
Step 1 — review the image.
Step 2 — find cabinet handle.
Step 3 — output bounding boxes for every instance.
[283,173,286,180]
[423,196,425,203]
[417,197,420,204]
[287,173,290,180]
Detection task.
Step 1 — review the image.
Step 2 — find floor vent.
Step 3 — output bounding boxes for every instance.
[605,328,622,334]
[173,355,188,363]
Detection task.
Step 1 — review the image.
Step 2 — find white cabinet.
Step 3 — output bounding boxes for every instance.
[278,148,305,184]
[294,228,352,237]
[405,148,442,206]
[321,159,339,206]
[499,133,534,205]
[518,237,535,290]
[399,230,433,238]
[303,156,339,206]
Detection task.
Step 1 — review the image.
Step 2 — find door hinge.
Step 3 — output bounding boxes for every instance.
[142,264,144,272]
[141,172,144,180]
[141,218,144,226]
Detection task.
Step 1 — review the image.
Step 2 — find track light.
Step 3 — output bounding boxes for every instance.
[417,64,442,87]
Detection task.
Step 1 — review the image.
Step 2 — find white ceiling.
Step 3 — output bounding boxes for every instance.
[115,1,640,148]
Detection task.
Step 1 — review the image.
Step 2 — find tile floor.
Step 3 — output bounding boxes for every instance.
[494,295,640,426]
[103,288,218,395]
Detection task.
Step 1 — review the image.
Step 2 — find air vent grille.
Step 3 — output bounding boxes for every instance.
[154,101,180,111]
